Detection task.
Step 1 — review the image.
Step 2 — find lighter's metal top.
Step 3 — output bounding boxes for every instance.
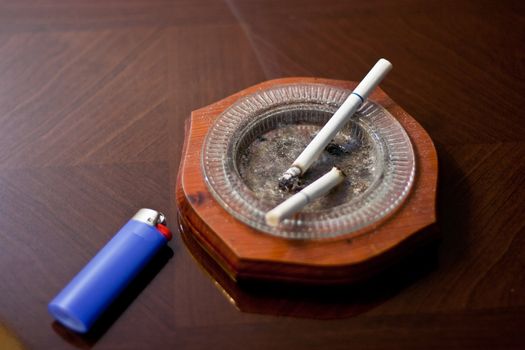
[132,208,166,226]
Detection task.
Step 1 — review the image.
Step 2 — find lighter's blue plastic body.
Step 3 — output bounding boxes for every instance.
[48,212,169,333]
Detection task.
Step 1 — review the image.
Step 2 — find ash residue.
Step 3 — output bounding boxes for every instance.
[238,122,376,211]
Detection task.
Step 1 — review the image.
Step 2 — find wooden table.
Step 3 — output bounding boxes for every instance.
[0,1,523,349]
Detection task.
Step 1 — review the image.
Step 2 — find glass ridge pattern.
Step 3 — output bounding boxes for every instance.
[201,84,415,239]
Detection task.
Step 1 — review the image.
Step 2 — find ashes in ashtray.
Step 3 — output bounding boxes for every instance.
[237,117,376,212]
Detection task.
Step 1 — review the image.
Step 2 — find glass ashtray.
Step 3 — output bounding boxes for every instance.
[201,84,415,239]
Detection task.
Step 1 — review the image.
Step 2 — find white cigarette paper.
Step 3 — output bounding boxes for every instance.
[266,167,346,226]
[291,58,392,175]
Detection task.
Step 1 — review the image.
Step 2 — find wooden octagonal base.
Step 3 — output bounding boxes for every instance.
[176,77,438,285]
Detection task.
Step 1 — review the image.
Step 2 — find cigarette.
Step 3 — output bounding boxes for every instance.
[278,58,392,191]
[266,167,346,227]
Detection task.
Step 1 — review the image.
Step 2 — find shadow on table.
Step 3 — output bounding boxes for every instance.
[434,143,471,272]
[51,245,174,349]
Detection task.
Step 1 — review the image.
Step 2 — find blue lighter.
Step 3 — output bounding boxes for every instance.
[48,208,172,333]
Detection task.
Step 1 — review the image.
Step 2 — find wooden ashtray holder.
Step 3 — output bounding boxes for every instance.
[176,77,438,285]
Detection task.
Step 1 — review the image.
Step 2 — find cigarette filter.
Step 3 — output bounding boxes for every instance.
[48,208,172,333]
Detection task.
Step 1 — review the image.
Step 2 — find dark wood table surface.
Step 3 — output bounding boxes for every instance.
[0,1,524,349]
